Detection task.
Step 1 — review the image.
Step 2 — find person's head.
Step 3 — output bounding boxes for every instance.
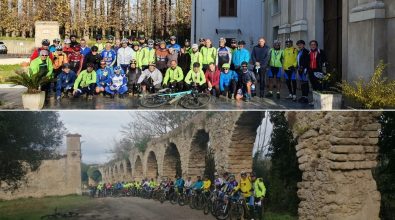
[160,41,166,49]
[148,62,156,72]
[41,39,50,50]
[91,46,98,55]
[62,63,71,73]
[204,176,209,181]
[223,172,229,179]
[214,172,219,178]
[193,62,201,73]
[105,42,112,50]
[170,60,177,69]
[250,172,257,181]
[170,36,177,45]
[238,40,246,49]
[208,62,216,72]
[229,174,235,182]
[64,39,71,48]
[310,40,318,50]
[192,44,199,53]
[187,176,191,181]
[197,176,202,181]
[80,39,86,47]
[121,39,128,48]
[273,40,281,50]
[148,39,154,48]
[240,171,247,180]
[56,45,63,54]
[184,39,190,48]
[205,39,212,47]
[168,48,175,54]
[296,40,306,50]
[96,35,102,43]
[130,59,137,69]
[133,41,140,51]
[258,37,266,47]
[39,50,49,60]
[115,39,121,47]
[99,60,107,69]
[241,61,248,72]
[285,39,293,48]
[222,63,230,73]
[139,35,146,43]
[231,39,237,48]
[53,38,60,46]
[87,63,94,72]
[219,37,226,47]
[70,35,77,42]
[199,38,206,46]
[114,66,121,75]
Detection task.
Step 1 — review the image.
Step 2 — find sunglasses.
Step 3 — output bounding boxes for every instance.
[242,66,248,68]
[41,55,48,57]
[100,63,106,66]
[223,68,229,70]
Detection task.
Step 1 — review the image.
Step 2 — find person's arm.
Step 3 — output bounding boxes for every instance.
[73,73,83,90]
[251,47,256,64]
[184,71,192,84]
[88,71,97,85]
[47,59,54,78]
[199,70,206,85]
[163,69,170,85]
[244,49,251,64]
[176,67,184,82]
[110,50,117,66]
[263,47,271,67]
[154,70,163,85]
[215,48,219,67]
[117,49,121,67]
[219,74,224,91]
[228,47,232,65]
[77,55,84,74]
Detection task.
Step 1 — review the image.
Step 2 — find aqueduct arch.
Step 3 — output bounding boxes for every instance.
[100,112,381,219]
[146,151,159,179]
[187,129,210,178]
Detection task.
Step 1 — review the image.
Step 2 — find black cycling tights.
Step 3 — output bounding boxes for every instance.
[285,70,297,96]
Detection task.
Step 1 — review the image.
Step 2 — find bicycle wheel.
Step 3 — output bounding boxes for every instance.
[203,199,212,215]
[140,94,169,108]
[178,194,186,206]
[215,201,230,220]
[179,93,211,109]
[189,196,195,209]
[169,193,178,205]
[229,204,244,220]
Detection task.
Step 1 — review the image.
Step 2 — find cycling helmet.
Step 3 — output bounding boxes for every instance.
[240,171,247,176]
[41,39,50,46]
[91,46,98,52]
[121,38,128,44]
[107,35,114,40]
[132,41,140,46]
[53,38,61,43]
[222,63,230,69]
[64,39,71,44]
[114,66,122,73]
[55,45,63,51]
[170,36,176,40]
[273,40,281,46]
[130,59,137,64]
[285,38,293,44]
[147,39,155,44]
[148,61,156,66]
[96,35,102,40]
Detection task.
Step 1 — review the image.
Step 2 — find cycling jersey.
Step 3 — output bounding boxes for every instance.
[216,46,232,68]
[96,67,113,87]
[200,46,217,65]
[190,51,203,69]
[192,180,203,190]
[163,66,184,85]
[252,178,266,198]
[175,178,185,189]
[234,177,252,198]
[73,69,97,89]
[203,180,211,191]
[283,47,298,70]
[101,49,117,66]
[185,69,206,86]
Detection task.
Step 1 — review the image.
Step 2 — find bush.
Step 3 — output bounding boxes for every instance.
[340,61,395,109]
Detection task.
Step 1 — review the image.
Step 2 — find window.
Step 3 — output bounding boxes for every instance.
[272,0,280,15]
[219,0,237,17]
[273,26,279,42]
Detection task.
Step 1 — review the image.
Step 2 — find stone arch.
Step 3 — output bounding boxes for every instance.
[146,151,159,179]
[134,156,143,180]
[187,129,210,177]
[226,112,264,175]
[162,143,182,179]
[126,159,132,178]
[120,162,125,180]
[114,165,118,180]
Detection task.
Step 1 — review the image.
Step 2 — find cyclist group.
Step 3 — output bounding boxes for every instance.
[90,171,266,220]
[28,34,327,104]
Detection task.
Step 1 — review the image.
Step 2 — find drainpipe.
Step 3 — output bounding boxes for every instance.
[193,0,197,43]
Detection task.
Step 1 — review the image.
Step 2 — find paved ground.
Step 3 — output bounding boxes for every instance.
[0,55,29,65]
[0,85,314,110]
[72,197,215,220]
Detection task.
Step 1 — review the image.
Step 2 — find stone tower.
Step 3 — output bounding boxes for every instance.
[66,134,82,195]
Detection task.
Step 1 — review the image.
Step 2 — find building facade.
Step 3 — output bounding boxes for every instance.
[191,0,265,50]
[263,0,395,82]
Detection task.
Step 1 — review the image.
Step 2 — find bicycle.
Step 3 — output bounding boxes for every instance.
[139,86,211,109]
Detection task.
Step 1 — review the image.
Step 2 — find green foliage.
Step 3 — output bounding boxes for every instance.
[8,69,51,94]
[265,112,301,215]
[134,136,151,153]
[340,61,395,109]
[0,112,66,192]
[0,64,19,83]
[81,163,89,184]
[375,112,395,220]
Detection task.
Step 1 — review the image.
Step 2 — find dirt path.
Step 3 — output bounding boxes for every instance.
[73,197,215,220]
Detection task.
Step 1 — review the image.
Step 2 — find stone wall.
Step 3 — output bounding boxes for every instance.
[0,134,82,200]
[289,112,381,220]
[34,21,60,48]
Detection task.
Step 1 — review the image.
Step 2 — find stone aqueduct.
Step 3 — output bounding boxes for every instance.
[95,112,382,220]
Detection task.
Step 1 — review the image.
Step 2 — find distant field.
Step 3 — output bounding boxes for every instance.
[0,64,19,83]
[0,195,94,220]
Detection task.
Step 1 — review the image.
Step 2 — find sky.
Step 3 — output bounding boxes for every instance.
[58,111,272,165]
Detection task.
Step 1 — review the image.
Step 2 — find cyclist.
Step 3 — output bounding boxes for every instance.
[30,39,54,61]
[190,44,203,70]
[185,62,206,92]
[266,40,284,99]
[205,62,221,97]
[232,40,250,73]
[63,39,74,56]
[220,63,238,99]
[117,39,134,73]
[250,172,266,220]
[296,40,310,104]
[163,60,184,91]
[175,175,185,194]
[73,63,97,99]
[201,39,217,72]
[149,178,157,189]
[131,41,142,69]
[192,176,204,191]
[240,61,257,102]
[178,47,191,76]
[251,37,270,99]
[69,35,79,48]
[185,176,193,195]
[308,40,328,91]
[216,38,232,70]
[198,38,206,50]
[283,39,298,101]
[127,59,142,96]
[49,38,61,53]
[114,38,122,53]
[138,34,146,48]
[166,48,178,68]
[94,35,105,52]
[155,41,169,74]
[234,171,254,218]
[96,60,113,95]
[83,46,102,70]
[105,66,128,99]
[53,45,69,79]
[80,39,91,57]
[29,50,53,78]
[167,36,181,53]
[184,39,192,55]
[230,38,238,55]
[56,63,77,101]
[68,46,84,75]
[214,172,223,191]
[140,39,156,71]
[137,62,163,94]
[101,41,117,67]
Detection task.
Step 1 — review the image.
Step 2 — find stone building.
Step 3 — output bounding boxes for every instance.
[0,134,82,200]
[263,0,395,83]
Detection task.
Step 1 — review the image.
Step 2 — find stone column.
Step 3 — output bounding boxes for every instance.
[278,0,291,42]
[288,112,381,220]
[66,134,82,195]
[291,0,308,41]
[345,0,386,82]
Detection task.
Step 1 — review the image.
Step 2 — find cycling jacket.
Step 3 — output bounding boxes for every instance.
[252,178,266,198]
[190,51,203,69]
[283,47,298,70]
[185,69,206,86]
[101,49,117,66]
[220,70,239,92]
[163,66,184,85]
[200,46,217,65]
[73,69,97,89]
[234,177,252,198]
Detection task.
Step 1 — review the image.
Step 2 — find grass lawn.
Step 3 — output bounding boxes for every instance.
[0,65,19,83]
[264,211,297,220]
[0,195,94,220]
[0,37,35,42]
